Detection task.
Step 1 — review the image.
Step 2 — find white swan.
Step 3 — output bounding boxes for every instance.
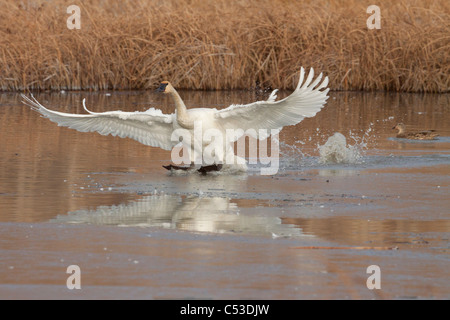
[21,67,329,173]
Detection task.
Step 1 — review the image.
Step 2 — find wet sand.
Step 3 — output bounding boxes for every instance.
[0,91,449,299]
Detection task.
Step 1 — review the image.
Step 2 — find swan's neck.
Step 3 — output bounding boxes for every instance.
[169,89,193,129]
[397,127,405,134]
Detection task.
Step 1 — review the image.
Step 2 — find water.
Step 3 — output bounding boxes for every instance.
[318,132,364,164]
[0,90,449,299]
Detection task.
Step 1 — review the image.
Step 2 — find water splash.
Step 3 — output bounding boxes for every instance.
[279,140,306,163]
[276,123,375,170]
[318,132,364,164]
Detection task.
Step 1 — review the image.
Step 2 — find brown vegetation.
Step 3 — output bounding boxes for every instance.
[0,0,449,92]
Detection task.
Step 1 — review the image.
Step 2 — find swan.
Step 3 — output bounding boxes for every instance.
[21,67,329,174]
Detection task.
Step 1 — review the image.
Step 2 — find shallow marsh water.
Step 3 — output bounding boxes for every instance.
[0,90,449,299]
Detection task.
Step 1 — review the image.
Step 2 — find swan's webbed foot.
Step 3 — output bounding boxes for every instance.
[163,164,194,171]
[163,163,223,174]
[198,164,223,175]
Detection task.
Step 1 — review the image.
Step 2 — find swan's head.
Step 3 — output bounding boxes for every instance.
[392,123,406,133]
[156,81,172,94]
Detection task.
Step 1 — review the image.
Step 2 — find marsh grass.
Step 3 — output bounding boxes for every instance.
[1,0,449,92]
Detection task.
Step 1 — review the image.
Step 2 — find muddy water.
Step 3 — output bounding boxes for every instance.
[0,90,449,299]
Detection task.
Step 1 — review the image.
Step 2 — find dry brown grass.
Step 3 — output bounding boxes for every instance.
[0,0,449,92]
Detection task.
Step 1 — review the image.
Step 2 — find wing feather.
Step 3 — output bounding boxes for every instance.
[215,68,329,141]
[22,94,175,150]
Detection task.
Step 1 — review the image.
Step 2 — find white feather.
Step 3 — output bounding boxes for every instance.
[21,94,175,150]
[215,68,329,141]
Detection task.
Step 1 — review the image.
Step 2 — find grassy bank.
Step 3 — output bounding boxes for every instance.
[1,0,449,92]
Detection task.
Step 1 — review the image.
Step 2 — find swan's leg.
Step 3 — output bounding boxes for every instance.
[198,164,223,174]
[163,163,195,171]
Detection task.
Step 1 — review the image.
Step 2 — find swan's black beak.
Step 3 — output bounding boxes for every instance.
[156,82,168,93]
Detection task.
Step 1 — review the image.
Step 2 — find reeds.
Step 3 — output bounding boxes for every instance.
[0,0,449,92]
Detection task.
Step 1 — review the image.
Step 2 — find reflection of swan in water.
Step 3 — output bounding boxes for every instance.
[52,195,303,237]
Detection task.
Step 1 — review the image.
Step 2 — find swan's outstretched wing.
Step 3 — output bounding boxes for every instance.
[53,195,182,226]
[22,94,175,150]
[215,68,329,140]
